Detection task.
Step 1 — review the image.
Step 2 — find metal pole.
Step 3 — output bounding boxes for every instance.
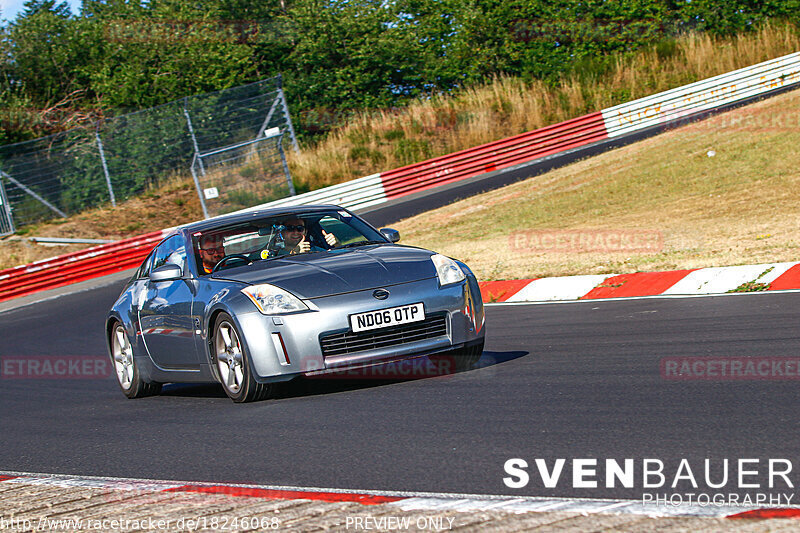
[183,97,206,177]
[190,155,209,219]
[276,136,296,196]
[0,174,15,235]
[0,169,66,218]
[279,89,300,153]
[95,127,116,207]
[256,96,281,140]
[275,77,299,153]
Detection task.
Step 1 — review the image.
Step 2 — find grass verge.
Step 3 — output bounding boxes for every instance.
[392,87,800,281]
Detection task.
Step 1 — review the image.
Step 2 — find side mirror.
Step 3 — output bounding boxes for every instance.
[149,263,183,282]
[380,228,400,243]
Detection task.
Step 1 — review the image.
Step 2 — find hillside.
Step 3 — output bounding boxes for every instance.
[1,25,799,275]
[288,24,800,191]
[393,87,800,280]
[3,84,799,280]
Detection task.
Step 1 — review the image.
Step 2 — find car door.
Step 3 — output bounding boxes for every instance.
[139,234,200,369]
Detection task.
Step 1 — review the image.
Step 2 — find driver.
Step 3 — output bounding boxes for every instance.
[198,233,226,273]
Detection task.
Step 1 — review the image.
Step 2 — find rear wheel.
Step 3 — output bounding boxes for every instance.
[110,322,161,398]
[213,313,274,403]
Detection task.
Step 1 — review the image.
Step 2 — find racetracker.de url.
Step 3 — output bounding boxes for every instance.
[0,515,281,531]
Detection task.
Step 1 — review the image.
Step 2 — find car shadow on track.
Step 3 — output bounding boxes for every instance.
[159,350,527,401]
[283,350,529,399]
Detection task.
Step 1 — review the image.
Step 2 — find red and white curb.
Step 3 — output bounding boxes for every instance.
[479,262,800,304]
[1,471,798,520]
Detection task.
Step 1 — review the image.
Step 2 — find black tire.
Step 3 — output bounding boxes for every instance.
[213,313,274,403]
[454,340,484,372]
[110,322,162,399]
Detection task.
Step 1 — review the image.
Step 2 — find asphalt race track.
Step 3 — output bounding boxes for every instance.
[2,279,799,501]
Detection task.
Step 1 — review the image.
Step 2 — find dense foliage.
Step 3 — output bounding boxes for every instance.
[1,0,798,145]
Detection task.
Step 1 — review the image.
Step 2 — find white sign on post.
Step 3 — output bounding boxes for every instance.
[203,187,219,200]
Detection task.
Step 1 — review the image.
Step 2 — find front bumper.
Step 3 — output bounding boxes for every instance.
[235,276,485,381]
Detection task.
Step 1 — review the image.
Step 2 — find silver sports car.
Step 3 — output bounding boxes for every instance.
[106,205,486,402]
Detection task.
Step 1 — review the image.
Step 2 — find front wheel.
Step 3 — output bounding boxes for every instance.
[110,322,161,399]
[454,340,484,372]
[213,313,274,403]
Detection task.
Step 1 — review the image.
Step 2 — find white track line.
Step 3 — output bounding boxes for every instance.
[485,288,800,306]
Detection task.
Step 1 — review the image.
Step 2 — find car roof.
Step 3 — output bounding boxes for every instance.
[176,204,347,234]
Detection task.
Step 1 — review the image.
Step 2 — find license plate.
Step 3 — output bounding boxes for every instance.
[350,303,425,333]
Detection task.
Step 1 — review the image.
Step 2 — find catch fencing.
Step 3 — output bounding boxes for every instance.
[0,178,13,235]
[191,131,295,219]
[0,75,298,235]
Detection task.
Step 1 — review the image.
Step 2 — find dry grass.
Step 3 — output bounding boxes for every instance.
[288,23,800,191]
[392,86,800,281]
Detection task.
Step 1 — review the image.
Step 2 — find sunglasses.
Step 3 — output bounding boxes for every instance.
[283,224,306,232]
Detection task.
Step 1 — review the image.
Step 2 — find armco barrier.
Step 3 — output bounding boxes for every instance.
[602,52,800,137]
[0,230,169,302]
[379,112,608,200]
[245,50,800,213]
[1,51,799,303]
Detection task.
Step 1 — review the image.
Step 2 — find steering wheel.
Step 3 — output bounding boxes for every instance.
[212,254,253,273]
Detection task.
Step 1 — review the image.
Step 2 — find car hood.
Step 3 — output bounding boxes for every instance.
[213,244,437,299]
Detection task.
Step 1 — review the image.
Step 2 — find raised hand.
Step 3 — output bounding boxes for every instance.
[295,237,311,254]
[322,230,337,247]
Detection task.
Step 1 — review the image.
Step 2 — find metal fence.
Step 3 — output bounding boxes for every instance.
[191,132,295,218]
[0,75,298,235]
[0,177,13,235]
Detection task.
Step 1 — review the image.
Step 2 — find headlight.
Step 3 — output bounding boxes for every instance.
[241,284,308,315]
[431,254,465,286]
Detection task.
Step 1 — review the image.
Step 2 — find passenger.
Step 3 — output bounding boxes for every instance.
[198,233,226,273]
[269,216,337,257]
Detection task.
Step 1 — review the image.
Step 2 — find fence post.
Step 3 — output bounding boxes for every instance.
[0,174,15,236]
[183,97,206,177]
[189,155,210,219]
[276,135,296,196]
[276,76,300,153]
[95,124,117,207]
[256,97,281,140]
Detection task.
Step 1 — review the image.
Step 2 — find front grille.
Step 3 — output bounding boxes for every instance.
[320,314,447,357]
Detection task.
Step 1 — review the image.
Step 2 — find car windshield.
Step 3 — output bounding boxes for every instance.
[192,209,388,274]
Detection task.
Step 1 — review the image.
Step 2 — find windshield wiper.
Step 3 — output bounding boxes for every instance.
[337,240,386,249]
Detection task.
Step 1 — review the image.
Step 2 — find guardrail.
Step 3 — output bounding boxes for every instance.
[0,230,169,303]
[1,51,798,303]
[251,51,800,212]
